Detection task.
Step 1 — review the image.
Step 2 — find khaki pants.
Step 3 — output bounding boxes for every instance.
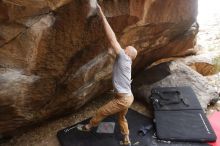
[89,94,134,135]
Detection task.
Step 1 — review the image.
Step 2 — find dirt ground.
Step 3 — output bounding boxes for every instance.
[0,93,152,146]
[1,91,219,146]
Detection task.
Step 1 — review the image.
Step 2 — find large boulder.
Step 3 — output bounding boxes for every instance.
[132,61,219,110]
[179,51,220,76]
[0,0,198,136]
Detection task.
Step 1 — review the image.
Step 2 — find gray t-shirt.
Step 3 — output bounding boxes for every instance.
[112,49,132,94]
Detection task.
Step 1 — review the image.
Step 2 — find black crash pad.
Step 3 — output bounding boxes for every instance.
[155,110,216,142]
[150,86,202,111]
[57,109,209,146]
[150,86,216,142]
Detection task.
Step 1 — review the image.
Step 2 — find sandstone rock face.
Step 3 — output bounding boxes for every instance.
[132,61,218,110]
[0,0,198,136]
[179,51,220,76]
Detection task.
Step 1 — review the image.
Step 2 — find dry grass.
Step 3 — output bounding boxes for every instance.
[213,55,220,73]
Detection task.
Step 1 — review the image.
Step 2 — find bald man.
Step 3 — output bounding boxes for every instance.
[77,4,137,146]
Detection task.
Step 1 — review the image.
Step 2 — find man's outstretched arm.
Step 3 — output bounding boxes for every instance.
[97,4,122,54]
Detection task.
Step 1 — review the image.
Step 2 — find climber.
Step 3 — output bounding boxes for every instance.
[77,4,137,146]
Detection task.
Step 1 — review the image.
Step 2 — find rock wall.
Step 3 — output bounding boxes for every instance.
[0,0,198,136]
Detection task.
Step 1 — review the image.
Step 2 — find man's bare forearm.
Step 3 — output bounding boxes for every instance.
[98,5,121,54]
[99,11,116,42]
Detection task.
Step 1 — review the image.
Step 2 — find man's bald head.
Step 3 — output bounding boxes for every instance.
[125,46,137,60]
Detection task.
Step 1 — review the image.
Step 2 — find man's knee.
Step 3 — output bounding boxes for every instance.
[118,114,127,122]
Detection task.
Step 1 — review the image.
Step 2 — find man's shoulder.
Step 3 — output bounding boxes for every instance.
[117,48,125,57]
